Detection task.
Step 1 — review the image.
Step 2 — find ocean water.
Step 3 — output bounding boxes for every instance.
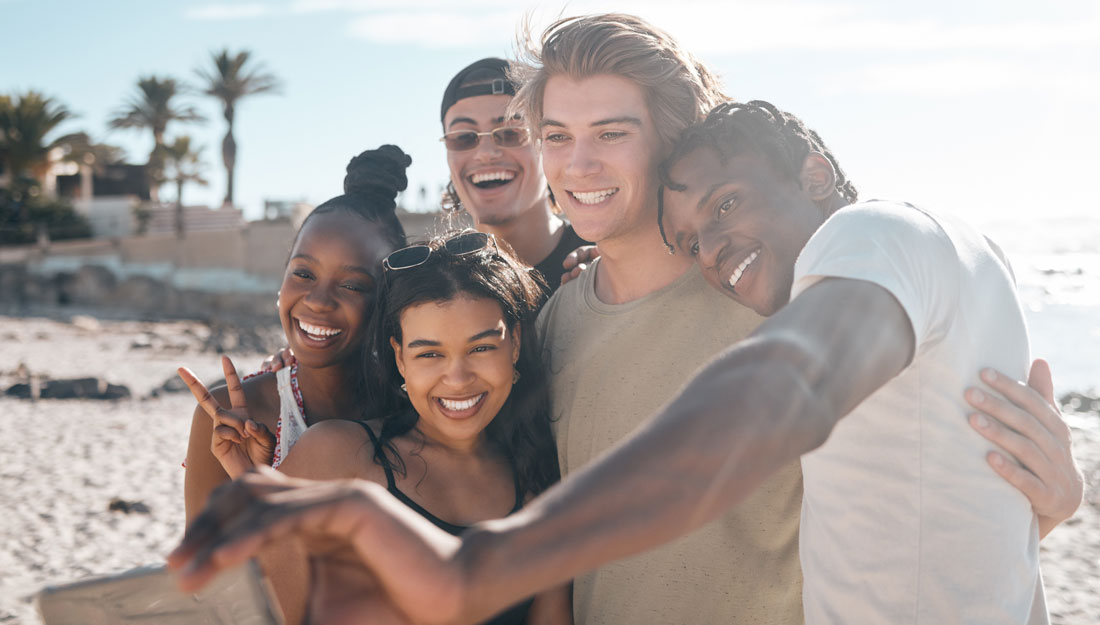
[979,214,1100,397]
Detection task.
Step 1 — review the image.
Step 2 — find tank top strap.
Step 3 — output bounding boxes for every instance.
[357,420,397,491]
[509,460,524,514]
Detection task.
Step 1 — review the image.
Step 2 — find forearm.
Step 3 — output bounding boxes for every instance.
[457,337,835,622]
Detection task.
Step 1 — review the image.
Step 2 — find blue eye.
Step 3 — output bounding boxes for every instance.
[689,241,699,257]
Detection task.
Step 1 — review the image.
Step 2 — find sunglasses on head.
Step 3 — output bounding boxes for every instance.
[382,231,497,273]
[440,126,530,152]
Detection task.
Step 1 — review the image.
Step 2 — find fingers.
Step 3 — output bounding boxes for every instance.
[179,367,224,421]
[560,265,586,286]
[968,410,1047,479]
[246,420,276,450]
[1027,359,1055,405]
[221,356,248,412]
[561,245,599,271]
[983,450,1046,502]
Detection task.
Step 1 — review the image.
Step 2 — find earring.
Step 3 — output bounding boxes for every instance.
[512,368,521,384]
[400,383,407,392]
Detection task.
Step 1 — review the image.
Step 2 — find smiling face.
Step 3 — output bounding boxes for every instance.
[391,296,520,447]
[444,94,547,227]
[278,211,393,369]
[539,74,662,246]
[663,148,828,316]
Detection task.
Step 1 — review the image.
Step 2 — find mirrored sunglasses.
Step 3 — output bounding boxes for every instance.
[383,231,497,273]
[439,127,530,152]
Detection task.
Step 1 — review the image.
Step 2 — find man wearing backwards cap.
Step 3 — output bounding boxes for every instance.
[440,58,589,294]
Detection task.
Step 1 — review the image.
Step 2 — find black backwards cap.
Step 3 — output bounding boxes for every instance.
[440,57,516,128]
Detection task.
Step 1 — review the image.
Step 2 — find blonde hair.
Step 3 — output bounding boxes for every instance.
[509,13,728,153]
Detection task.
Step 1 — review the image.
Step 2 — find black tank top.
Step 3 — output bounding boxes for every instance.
[358,421,534,624]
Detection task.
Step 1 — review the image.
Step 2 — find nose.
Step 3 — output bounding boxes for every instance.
[303,284,337,311]
[564,138,600,179]
[443,356,476,388]
[695,229,723,270]
[473,133,503,162]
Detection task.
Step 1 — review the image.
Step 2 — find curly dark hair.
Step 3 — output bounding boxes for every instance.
[657,100,858,251]
[361,231,559,498]
[295,144,410,252]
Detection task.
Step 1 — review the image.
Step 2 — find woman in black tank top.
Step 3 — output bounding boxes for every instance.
[246,230,568,625]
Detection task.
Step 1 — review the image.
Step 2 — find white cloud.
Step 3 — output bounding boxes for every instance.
[184,3,274,20]
[321,0,1100,55]
[824,58,1100,98]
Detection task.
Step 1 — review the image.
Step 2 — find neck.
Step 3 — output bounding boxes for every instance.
[415,425,489,458]
[475,199,563,267]
[592,225,693,305]
[294,360,361,422]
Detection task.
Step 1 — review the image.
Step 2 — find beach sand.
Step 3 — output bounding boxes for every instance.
[0,314,1097,624]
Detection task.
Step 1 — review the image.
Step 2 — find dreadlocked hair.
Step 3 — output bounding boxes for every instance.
[657,100,858,251]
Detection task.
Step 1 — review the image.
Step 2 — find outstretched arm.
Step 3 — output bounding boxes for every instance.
[172,278,912,623]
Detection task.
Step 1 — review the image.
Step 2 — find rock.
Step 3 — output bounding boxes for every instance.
[4,383,33,399]
[1060,392,1100,415]
[149,374,188,398]
[108,498,151,514]
[5,375,129,401]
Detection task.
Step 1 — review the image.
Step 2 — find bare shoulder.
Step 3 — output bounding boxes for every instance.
[279,419,380,482]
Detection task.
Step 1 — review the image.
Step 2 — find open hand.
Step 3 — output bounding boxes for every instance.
[179,356,276,479]
[168,467,468,625]
[966,359,1084,537]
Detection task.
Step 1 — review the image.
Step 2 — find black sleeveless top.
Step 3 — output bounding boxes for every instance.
[358,421,534,624]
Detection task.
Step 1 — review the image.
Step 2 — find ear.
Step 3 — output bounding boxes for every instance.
[390,336,406,378]
[510,324,521,365]
[799,152,836,202]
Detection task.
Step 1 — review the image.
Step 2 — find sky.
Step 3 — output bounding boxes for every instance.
[3,0,1098,223]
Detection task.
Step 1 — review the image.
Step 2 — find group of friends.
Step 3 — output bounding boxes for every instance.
[170,13,1083,625]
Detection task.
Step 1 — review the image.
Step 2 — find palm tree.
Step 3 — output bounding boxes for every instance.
[59,132,126,172]
[108,76,204,202]
[163,135,208,237]
[195,48,281,207]
[0,91,81,192]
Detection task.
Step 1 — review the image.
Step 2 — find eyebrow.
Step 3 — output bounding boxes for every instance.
[406,327,503,348]
[290,254,373,276]
[593,116,642,127]
[448,116,477,129]
[696,181,726,213]
[539,116,643,129]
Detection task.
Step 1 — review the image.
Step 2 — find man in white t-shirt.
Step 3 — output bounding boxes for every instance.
[650,100,1047,623]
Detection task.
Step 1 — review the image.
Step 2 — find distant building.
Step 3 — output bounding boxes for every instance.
[263,199,313,228]
[54,163,150,238]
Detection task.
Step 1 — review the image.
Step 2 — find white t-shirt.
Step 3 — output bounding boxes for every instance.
[792,200,1047,624]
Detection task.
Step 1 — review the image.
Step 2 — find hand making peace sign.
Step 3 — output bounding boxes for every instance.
[179,356,277,479]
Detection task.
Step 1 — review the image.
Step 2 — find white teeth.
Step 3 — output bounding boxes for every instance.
[728,250,760,290]
[439,394,484,412]
[470,171,516,184]
[571,188,618,205]
[298,320,342,338]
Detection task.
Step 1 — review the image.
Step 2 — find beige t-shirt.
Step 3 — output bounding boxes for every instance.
[538,260,804,625]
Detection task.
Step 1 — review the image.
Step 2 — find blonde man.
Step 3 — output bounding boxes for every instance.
[510,14,804,624]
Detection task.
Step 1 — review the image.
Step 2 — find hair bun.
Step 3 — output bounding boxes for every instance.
[344,145,413,208]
